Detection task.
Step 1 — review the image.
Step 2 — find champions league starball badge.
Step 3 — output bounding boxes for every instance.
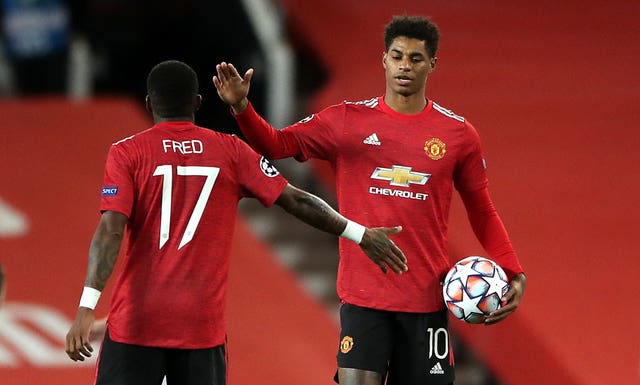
[259,157,280,177]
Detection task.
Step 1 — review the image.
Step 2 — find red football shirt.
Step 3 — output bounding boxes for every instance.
[236,96,520,313]
[100,121,287,348]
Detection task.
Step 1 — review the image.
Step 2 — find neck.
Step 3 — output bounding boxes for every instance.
[384,92,427,114]
[153,114,194,123]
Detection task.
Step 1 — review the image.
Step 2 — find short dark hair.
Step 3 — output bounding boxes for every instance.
[384,15,440,58]
[146,60,199,117]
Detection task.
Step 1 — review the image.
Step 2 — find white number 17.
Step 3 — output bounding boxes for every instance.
[153,165,220,250]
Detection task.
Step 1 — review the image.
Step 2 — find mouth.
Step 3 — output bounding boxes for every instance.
[394,75,413,86]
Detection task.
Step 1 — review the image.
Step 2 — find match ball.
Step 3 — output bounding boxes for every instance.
[442,256,509,324]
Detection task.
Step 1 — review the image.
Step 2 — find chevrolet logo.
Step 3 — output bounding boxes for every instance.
[370,165,431,187]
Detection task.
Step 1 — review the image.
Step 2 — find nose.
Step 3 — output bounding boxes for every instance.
[398,57,411,71]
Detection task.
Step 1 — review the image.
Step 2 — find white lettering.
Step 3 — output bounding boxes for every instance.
[192,140,203,153]
[162,139,172,152]
[368,187,428,201]
[162,140,204,154]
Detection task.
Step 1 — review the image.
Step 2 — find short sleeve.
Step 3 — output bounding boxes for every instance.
[100,144,134,217]
[235,139,288,207]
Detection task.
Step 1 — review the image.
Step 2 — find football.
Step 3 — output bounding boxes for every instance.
[442,256,510,324]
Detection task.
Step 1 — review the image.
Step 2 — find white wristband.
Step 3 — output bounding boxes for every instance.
[340,220,366,244]
[79,287,101,310]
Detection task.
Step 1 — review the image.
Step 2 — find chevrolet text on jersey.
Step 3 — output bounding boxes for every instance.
[368,187,428,201]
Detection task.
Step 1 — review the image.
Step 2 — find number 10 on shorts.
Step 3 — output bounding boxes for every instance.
[426,327,449,359]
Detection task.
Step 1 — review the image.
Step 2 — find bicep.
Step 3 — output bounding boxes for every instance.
[97,211,128,237]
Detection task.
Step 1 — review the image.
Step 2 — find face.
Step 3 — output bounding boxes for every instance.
[383,36,436,97]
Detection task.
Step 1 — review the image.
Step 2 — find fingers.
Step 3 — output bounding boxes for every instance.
[216,62,232,84]
[501,288,515,306]
[212,75,221,90]
[215,62,247,81]
[484,293,519,325]
[484,301,514,325]
[244,68,254,84]
[380,248,408,274]
[65,335,93,361]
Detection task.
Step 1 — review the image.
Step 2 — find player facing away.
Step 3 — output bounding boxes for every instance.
[65,60,408,385]
[214,15,527,385]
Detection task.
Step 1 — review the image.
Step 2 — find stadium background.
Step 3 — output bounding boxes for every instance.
[0,1,638,384]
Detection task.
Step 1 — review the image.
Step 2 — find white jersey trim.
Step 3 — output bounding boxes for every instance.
[344,97,379,109]
[112,134,136,146]
[432,102,465,122]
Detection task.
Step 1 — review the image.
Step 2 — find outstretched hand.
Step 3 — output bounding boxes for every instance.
[484,272,526,325]
[359,226,408,274]
[213,62,253,113]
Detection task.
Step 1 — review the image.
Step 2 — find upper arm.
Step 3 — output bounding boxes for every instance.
[454,121,488,192]
[234,138,289,206]
[96,210,128,237]
[101,144,135,217]
[283,104,343,162]
[274,183,299,211]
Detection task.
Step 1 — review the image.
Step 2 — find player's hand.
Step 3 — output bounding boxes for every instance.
[359,226,408,274]
[65,307,95,361]
[484,272,526,325]
[213,62,253,113]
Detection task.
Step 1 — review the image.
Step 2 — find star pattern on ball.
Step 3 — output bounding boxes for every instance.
[456,282,485,320]
[446,259,479,284]
[484,271,509,299]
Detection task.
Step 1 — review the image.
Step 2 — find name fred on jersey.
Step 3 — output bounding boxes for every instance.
[162,139,204,154]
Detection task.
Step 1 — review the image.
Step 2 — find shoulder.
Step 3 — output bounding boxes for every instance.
[430,101,481,141]
[343,97,380,109]
[431,101,467,123]
[110,126,155,149]
[293,97,380,125]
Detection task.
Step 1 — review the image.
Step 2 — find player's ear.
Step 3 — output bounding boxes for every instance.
[382,51,388,70]
[194,94,202,111]
[429,57,437,73]
[145,95,152,113]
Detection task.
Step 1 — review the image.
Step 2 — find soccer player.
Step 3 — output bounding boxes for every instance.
[65,60,407,385]
[214,15,527,385]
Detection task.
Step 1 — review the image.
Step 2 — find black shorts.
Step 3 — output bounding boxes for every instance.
[335,303,454,385]
[96,329,227,385]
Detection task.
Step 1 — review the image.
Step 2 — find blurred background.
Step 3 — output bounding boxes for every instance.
[0,0,638,384]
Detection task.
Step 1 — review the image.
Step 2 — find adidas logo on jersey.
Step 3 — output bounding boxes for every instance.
[429,362,445,375]
[363,133,381,146]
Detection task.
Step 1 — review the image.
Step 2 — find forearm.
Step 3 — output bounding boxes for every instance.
[84,219,124,290]
[234,102,302,159]
[276,185,346,236]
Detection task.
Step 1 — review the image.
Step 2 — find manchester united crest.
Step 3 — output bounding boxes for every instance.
[424,138,446,160]
[340,336,354,354]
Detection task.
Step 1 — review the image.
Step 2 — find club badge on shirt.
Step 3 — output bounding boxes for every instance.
[424,138,446,160]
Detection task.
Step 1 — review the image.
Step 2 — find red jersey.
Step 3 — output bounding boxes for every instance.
[236,96,522,313]
[100,121,287,348]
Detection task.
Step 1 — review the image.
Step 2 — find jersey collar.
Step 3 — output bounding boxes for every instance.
[378,96,433,121]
